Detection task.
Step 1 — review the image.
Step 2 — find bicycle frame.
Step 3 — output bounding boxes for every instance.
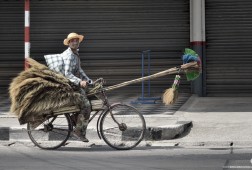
[35,83,122,140]
[88,89,121,139]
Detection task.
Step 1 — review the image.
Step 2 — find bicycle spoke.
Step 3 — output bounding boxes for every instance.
[100,104,146,150]
[27,114,72,150]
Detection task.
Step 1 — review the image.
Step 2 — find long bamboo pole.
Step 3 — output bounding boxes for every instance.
[104,67,179,92]
[104,62,198,92]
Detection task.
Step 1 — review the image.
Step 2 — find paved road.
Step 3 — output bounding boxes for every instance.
[1,142,252,170]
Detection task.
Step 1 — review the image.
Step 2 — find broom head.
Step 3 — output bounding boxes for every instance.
[162,88,179,105]
[182,48,201,81]
[162,75,180,105]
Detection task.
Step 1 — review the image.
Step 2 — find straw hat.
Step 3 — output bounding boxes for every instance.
[63,32,84,46]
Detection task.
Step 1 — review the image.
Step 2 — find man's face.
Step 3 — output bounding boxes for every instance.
[69,38,80,50]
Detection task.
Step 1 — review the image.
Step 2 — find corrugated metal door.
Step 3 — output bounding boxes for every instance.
[0,1,24,105]
[30,0,190,93]
[206,0,252,96]
[0,0,190,96]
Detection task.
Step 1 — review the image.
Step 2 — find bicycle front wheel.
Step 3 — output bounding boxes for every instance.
[27,114,72,150]
[100,104,146,150]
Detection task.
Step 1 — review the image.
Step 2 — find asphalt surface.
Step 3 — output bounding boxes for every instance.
[1,142,252,170]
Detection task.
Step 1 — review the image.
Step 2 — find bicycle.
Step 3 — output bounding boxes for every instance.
[26,78,146,150]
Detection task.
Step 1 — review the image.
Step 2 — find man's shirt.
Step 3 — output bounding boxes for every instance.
[44,47,91,85]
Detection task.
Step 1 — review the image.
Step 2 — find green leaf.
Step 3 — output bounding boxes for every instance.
[184,48,198,57]
[185,70,200,81]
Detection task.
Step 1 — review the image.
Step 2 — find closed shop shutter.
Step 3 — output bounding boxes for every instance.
[0,1,24,94]
[206,0,252,96]
[0,0,189,98]
[29,0,190,93]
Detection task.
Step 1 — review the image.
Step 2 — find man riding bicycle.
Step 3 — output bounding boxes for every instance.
[45,32,92,142]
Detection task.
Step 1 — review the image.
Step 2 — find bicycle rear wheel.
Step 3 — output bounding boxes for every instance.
[100,104,146,150]
[27,114,72,150]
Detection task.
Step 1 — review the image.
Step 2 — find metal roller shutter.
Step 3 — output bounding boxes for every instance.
[0,0,189,97]
[206,0,252,96]
[30,0,190,93]
[0,1,24,106]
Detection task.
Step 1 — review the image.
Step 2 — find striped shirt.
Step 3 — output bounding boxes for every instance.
[44,47,92,85]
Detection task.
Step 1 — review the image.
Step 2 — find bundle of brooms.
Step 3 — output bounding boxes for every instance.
[162,48,201,105]
[9,48,200,124]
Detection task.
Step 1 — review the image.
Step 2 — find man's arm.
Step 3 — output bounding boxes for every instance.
[79,67,93,84]
[63,55,82,86]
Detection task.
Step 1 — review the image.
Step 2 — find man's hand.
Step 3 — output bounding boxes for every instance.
[80,81,87,88]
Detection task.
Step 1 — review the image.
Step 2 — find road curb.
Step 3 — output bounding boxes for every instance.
[0,121,192,142]
[146,121,192,140]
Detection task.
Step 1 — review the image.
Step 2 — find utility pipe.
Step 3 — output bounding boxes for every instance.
[190,0,206,96]
[24,0,30,70]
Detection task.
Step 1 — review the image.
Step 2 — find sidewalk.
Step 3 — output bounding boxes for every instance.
[0,114,191,142]
[167,95,252,147]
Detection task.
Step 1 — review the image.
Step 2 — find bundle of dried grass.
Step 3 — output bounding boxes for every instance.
[9,58,82,125]
[162,75,181,105]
